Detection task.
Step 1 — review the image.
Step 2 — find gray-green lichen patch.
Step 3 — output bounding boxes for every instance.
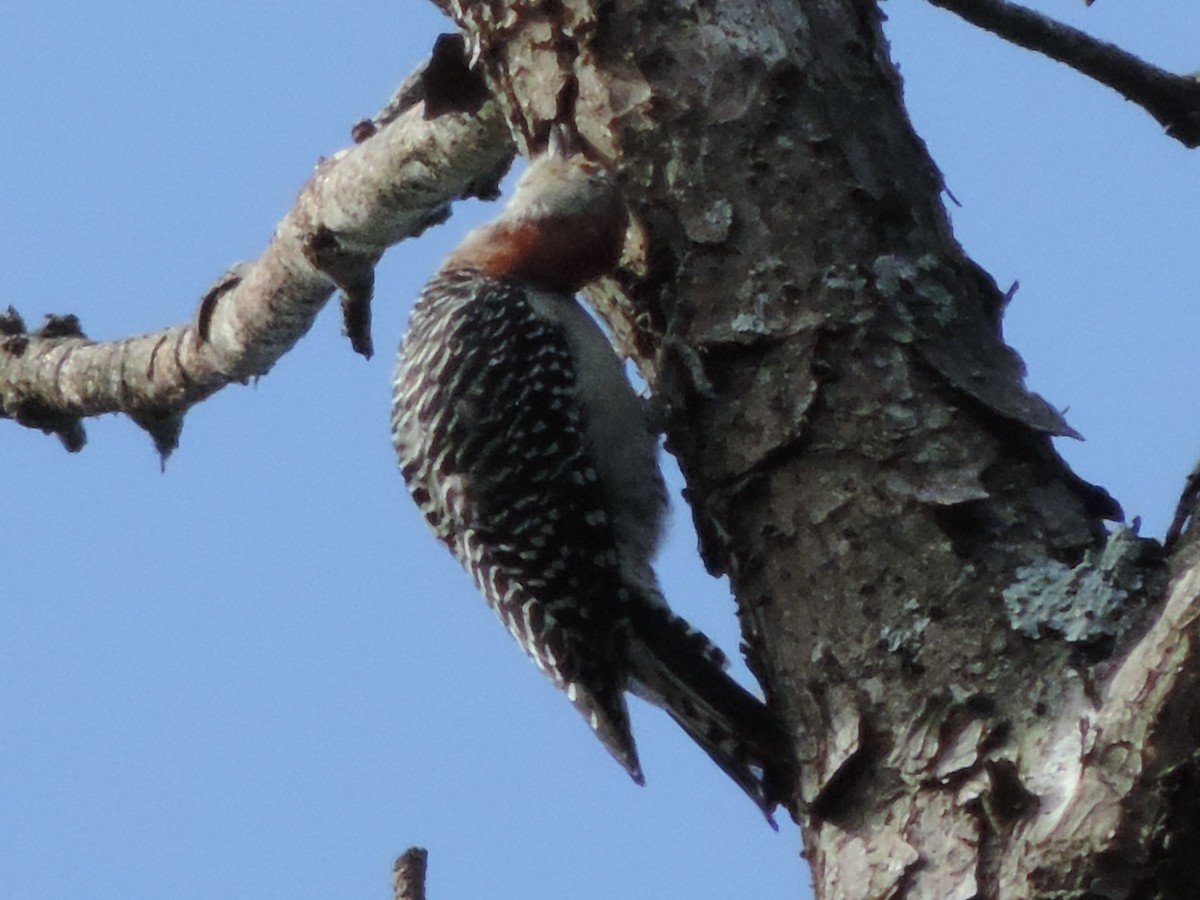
[1002,526,1152,643]
[879,596,931,656]
[682,196,733,245]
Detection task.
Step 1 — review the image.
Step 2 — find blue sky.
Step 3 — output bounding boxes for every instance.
[1,3,1195,899]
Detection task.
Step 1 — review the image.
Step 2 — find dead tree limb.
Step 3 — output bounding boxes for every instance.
[0,40,514,458]
[926,0,1200,146]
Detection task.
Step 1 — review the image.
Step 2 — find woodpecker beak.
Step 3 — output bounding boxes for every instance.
[547,123,579,160]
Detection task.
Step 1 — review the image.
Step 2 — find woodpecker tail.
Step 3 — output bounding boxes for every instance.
[563,674,646,787]
[624,602,791,827]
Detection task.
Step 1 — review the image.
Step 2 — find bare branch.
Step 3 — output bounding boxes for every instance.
[926,0,1200,147]
[392,847,428,900]
[363,33,495,132]
[1165,459,1200,552]
[0,50,514,458]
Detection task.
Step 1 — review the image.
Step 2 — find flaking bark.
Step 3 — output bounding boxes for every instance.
[438,1,1200,897]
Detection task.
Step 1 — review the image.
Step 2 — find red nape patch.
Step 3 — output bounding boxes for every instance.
[469,213,624,293]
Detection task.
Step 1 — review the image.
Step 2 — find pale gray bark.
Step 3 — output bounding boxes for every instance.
[0,62,513,457]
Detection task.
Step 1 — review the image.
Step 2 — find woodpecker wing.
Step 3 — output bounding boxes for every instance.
[392,271,645,782]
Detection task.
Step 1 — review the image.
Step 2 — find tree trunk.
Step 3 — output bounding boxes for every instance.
[441,1,1200,897]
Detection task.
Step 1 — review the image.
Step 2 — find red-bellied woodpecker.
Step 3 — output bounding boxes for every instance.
[391,141,788,822]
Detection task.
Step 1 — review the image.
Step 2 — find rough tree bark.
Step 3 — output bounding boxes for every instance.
[5,2,1199,898]
[437,2,1200,898]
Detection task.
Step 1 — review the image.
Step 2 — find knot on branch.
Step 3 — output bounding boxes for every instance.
[0,307,89,451]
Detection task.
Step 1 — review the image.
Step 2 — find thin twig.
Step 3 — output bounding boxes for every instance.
[392,847,428,900]
[926,0,1200,147]
[1164,459,1200,552]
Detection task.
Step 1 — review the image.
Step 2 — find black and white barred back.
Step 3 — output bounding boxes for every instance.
[392,273,787,822]
[392,270,648,776]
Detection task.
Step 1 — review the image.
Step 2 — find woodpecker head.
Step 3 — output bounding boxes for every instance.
[503,146,620,225]
[444,139,628,294]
